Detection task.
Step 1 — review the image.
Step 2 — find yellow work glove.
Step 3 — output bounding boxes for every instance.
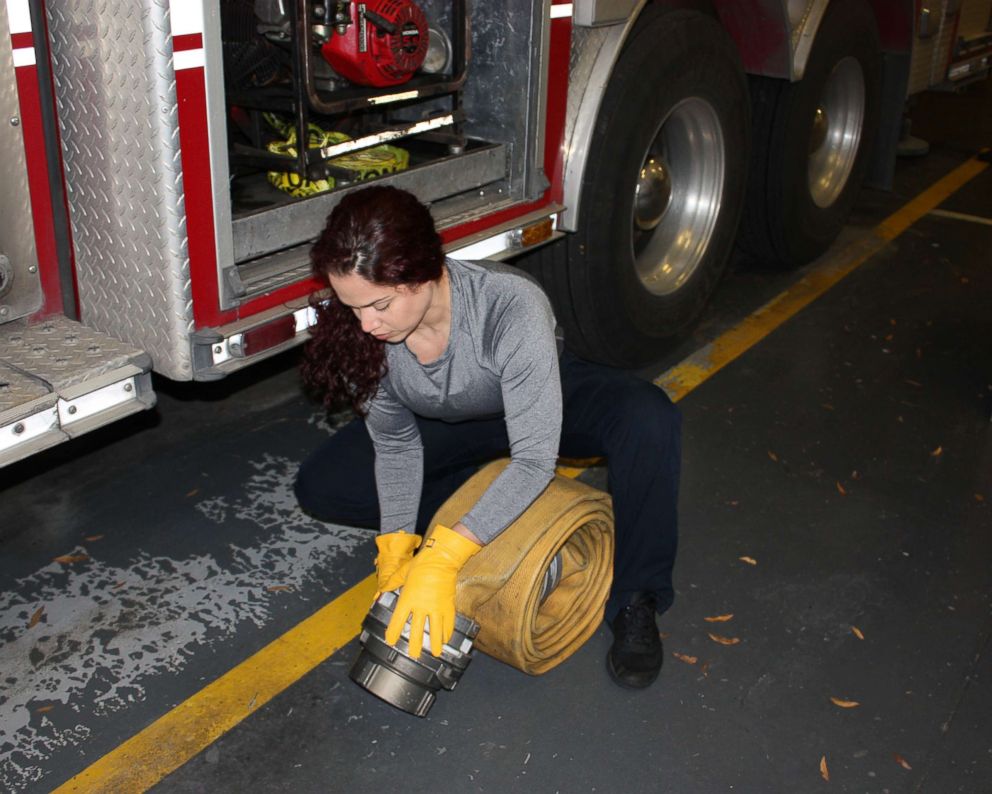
[374,532,422,598]
[384,524,482,658]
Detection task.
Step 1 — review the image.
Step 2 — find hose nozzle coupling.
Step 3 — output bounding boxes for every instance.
[349,590,480,717]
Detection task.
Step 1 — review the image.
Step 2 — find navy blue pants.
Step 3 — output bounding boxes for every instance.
[294,351,681,621]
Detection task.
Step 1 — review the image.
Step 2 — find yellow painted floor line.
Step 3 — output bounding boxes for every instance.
[56,153,988,793]
[657,154,988,401]
[53,576,377,793]
[928,208,992,227]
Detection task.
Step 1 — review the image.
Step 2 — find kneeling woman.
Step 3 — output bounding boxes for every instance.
[296,186,680,689]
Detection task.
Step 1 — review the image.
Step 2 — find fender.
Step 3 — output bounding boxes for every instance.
[559,2,646,231]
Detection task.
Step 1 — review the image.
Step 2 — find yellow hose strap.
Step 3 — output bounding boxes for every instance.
[264,117,410,198]
[429,459,614,675]
[331,144,410,180]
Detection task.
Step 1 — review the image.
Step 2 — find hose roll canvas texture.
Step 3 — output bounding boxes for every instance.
[428,459,614,675]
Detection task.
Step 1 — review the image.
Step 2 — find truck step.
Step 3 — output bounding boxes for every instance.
[0,316,155,467]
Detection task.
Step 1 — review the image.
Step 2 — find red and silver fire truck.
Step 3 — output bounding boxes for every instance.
[1,0,990,467]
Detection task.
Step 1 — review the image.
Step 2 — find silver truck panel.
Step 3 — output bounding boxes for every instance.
[0,0,43,323]
[202,3,237,318]
[47,0,194,380]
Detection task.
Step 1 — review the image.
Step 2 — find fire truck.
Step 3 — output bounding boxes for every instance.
[1,0,990,467]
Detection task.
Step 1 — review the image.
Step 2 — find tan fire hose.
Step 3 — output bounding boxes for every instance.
[427,459,614,675]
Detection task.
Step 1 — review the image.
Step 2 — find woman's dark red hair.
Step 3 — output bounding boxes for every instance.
[302,185,444,414]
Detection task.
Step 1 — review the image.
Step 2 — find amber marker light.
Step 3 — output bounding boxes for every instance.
[520,217,554,247]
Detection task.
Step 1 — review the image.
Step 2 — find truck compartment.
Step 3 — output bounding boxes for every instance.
[218,0,548,305]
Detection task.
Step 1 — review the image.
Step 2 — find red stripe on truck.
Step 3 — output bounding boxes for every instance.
[172,33,203,52]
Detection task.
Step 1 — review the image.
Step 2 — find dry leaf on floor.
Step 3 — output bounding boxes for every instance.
[266,585,292,593]
[851,626,865,640]
[84,534,104,542]
[672,652,697,665]
[836,481,847,495]
[767,451,779,462]
[36,705,54,714]
[704,614,734,623]
[186,488,199,497]
[708,633,740,646]
[830,697,859,708]
[53,554,88,565]
[113,580,127,589]
[975,494,986,502]
[930,446,943,457]
[821,403,835,411]
[739,556,757,566]
[893,753,912,770]
[29,607,45,628]
[819,755,829,782]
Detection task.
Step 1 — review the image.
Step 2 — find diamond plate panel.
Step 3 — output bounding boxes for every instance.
[0,2,43,322]
[1,315,146,390]
[0,362,48,411]
[47,0,194,379]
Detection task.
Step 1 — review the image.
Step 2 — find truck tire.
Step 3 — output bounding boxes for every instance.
[526,7,749,367]
[737,0,881,268]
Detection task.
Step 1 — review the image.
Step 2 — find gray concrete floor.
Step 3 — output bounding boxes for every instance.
[1,109,990,792]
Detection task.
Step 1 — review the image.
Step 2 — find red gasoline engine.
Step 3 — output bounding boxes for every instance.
[322,0,430,87]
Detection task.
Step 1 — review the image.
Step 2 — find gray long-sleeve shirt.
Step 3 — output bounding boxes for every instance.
[365,258,562,543]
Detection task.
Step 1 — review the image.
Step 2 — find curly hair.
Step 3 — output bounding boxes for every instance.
[302,186,444,414]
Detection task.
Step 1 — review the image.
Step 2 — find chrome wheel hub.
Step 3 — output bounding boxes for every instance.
[635,158,672,231]
[631,98,725,297]
[808,56,865,209]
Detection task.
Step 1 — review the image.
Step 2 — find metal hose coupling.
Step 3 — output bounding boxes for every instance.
[349,590,481,718]
[350,552,563,716]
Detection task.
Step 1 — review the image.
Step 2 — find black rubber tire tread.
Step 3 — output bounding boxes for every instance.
[520,6,749,367]
[737,0,881,269]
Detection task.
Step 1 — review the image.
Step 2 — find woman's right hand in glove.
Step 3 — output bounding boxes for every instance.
[374,531,421,598]
[384,524,482,658]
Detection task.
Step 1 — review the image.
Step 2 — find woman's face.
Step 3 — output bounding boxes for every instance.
[328,270,434,343]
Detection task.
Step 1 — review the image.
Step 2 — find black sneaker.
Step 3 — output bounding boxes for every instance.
[606,593,663,689]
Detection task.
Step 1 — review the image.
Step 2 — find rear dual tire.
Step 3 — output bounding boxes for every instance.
[528,8,750,367]
[737,0,882,268]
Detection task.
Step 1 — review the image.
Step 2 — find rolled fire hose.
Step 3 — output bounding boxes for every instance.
[428,459,614,675]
